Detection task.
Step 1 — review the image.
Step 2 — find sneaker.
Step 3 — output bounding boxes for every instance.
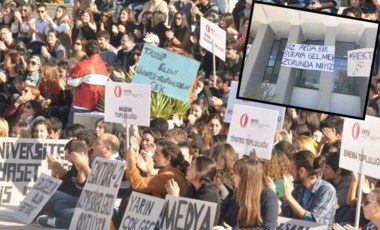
[36,215,56,228]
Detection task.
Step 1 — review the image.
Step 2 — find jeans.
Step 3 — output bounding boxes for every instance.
[42,190,79,229]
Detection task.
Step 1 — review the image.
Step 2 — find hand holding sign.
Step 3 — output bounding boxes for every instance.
[212,223,232,230]
[332,223,358,230]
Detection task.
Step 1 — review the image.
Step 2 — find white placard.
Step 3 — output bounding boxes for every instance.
[119,192,165,230]
[161,195,217,230]
[226,81,285,130]
[347,48,374,77]
[0,138,69,206]
[281,43,335,72]
[14,173,62,224]
[69,157,125,230]
[278,217,327,230]
[340,116,380,179]
[105,82,151,126]
[227,104,278,159]
[200,17,226,61]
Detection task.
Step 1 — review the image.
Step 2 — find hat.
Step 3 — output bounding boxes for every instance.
[144,34,160,44]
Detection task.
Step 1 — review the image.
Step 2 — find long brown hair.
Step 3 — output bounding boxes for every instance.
[234,158,270,228]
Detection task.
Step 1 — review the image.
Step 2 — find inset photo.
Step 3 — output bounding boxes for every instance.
[238,2,380,119]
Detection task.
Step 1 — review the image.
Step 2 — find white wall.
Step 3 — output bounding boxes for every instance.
[291,87,319,110]
[330,93,361,117]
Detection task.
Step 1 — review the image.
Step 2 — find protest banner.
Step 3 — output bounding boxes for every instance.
[278,217,327,230]
[340,116,380,179]
[119,192,165,230]
[104,82,151,126]
[69,157,125,230]
[200,17,226,61]
[281,43,335,72]
[227,104,278,159]
[132,44,200,102]
[225,81,285,130]
[13,173,62,224]
[347,48,374,77]
[0,138,69,206]
[161,195,217,230]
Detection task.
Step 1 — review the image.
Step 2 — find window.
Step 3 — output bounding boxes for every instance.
[295,40,324,90]
[262,39,288,84]
[332,42,363,96]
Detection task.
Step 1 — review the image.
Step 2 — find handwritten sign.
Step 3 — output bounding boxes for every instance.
[69,157,125,230]
[340,116,380,179]
[105,82,151,126]
[226,81,285,130]
[227,104,278,159]
[119,192,165,230]
[132,44,199,102]
[0,138,69,206]
[161,195,217,230]
[278,217,327,230]
[14,173,62,224]
[347,48,374,77]
[281,43,335,72]
[200,17,226,61]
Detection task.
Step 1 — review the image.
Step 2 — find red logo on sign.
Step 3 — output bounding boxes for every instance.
[240,114,248,128]
[206,25,211,33]
[114,86,122,98]
[352,122,360,140]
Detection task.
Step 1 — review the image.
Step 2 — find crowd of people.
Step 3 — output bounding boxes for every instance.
[0,0,379,229]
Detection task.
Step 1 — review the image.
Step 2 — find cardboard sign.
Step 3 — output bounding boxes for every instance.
[278,217,327,230]
[0,138,69,206]
[105,82,151,126]
[161,195,217,230]
[69,157,125,230]
[227,104,278,159]
[132,44,199,102]
[340,116,380,179]
[119,192,165,230]
[281,43,335,72]
[14,173,62,224]
[200,17,227,61]
[225,81,285,130]
[347,48,374,77]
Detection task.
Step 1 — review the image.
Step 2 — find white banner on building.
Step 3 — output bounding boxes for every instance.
[225,81,285,130]
[281,43,335,72]
[69,157,125,230]
[340,116,380,179]
[347,48,374,77]
[227,104,278,159]
[119,192,165,230]
[105,82,151,126]
[200,17,226,61]
[14,173,62,224]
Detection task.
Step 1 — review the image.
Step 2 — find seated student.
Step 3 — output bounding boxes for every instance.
[166,156,222,225]
[37,139,89,228]
[125,138,188,198]
[217,157,279,229]
[282,150,337,229]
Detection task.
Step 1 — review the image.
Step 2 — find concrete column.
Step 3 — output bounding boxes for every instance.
[275,25,304,104]
[317,26,336,111]
[240,24,275,99]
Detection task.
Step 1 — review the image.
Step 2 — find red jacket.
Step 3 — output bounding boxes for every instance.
[67,54,109,110]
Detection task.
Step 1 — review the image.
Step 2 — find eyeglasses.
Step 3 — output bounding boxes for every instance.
[28,61,37,65]
[37,10,45,13]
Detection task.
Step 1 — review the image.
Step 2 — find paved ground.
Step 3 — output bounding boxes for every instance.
[0,205,50,230]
